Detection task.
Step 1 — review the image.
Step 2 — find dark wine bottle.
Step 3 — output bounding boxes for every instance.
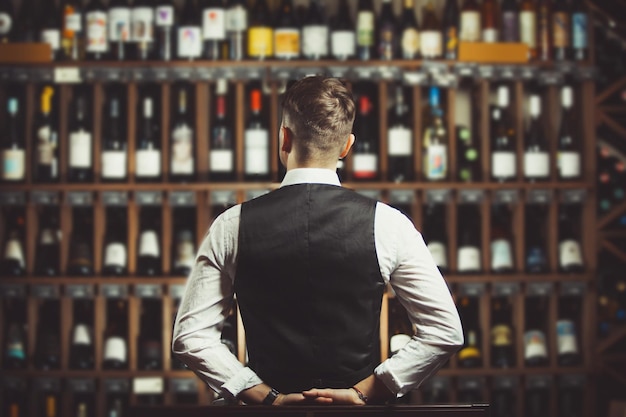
[557,86,581,181]
[274,0,300,61]
[171,209,196,277]
[1,97,25,183]
[552,0,571,61]
[155,0,175,61]
[132,0,155,61]
[226,0,247,61]
[34,300,61,370]
[169,85,196,183]
[108,0,132,61]
[101,92,128,182]
[302,0,329,60]
[209,79,235,181]
[330,0,355,61]
[352,93,378,181]
[67,91,93,183]
[387,84,413,182]
[85,0,108,61]
[457,204,482,274]
[34,206,61,277]
[558,204,584,273]
[177,0,202,61]
[556,295,581,366]
[39,0,62,61]
[0,207,26,277]
[103,299,129,370]
[247,0,273,60]
[422,203,448,274]
[2,299,27,370]
[201,0,226,60]
[524,296,549,367]
[490,204,515,273]
[66,207,94,277]
[136,94,162,182]
[137,206,162,277]
[525,204,550,273]
[61,0,84,61]
[356,0,375,61]
[138,299,163,370]
[442,0,460,60]
[377,0,397,60]
[34,86,59,183]
[457,296,482,368]
[70,300,95,370]
[421,1,442,59]
[102,207,128,276]
[491,296,515,368]
[571,0,588,61]
[422,87,448,181]
[491,86,517,182]
[244,88,270,181]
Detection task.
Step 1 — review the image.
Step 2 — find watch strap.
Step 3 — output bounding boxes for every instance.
[262,388,280,405]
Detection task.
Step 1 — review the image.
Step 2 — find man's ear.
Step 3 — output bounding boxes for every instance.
[281,126,293,153]
[339,134,356,159]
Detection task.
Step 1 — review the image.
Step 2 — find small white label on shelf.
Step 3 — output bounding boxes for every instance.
[54,67,82,84]
[133,377,164,395]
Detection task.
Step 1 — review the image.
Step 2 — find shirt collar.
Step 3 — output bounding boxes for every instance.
[279,168,342,188]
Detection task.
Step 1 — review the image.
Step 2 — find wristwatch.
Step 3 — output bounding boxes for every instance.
[262,388,280,405]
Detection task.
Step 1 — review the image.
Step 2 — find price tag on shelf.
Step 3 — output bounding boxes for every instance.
[195,67,216,81]
[497,66,519,81]
[425,189,452,204]
[493,189,519,205]
[34,378,61,392]
[243,66,264,80]
[270,66,296,81]
[99,67,125,83]
[519,66,539,81]
[377,66,401,81]
[31,191,60,205]
[0,284,26,298]
[560,281,586,297]
[559,374,586,388]
[66,284,95,299]
[527,189,553,205]
[539,71,564,86]
[54,67,82,83]
[32,284,60,299]
[403,70,428,86]
[526,375,552,389]
[133,377,164,395]
[454,63,477,79]
[493,282,520,296]
[493,376,518,390]
[560,189,587,205]
[171,378,198,394]
[527,282,554,296]
[389,190,415,206]
[555,62,576,76]
[458,283,486,297]
[66,191,93,206]
[101,191,129,206]
[328,66,351,79]
[458,376,484,391]
[68,379,95,393]
[170,67,194,81]
[104,379,130,393]
[209,190,237,207]
[458,189,485,204]
[0,191,26,206]
[101,284,129,299]
[169,284,186,300]
[169,191,196,207]
[135,191,163,206]
[353,66,377,80]
[135,284,163,298]
[477,65,496,80]
[130,67,148,82]
[148,67,170,82]
[216,66,239,81]
[33,68,54,83]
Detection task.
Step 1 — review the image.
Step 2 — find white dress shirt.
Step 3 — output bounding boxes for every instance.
[172,168,463,399]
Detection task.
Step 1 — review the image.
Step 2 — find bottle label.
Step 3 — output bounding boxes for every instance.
[131,7,154,42]
[460,11,481,42]
[41,29,61,51]
[156,6,174,27]
[226,7,247,32]
[101,150,127,179]
[524,151,550,178]
[427,241,448,268]
[302,25,329,58]
[248,27,273,57]
[524,330,548,360]
[104,242,127,268]
[4,238,25,267]
[103,337,127,362]
[86,11,108,53]
[353,154,378,179]
[72,324,92,345]
[7,341,25,360]
[378,26,395,60]
[492,151,516,179]
[457,246,481,272]
[274,28,300,59]
[483,28,498,43]
[171,125,194,174]
[420,31,442,58]
[558,151,581,178]
[553,12,570,48]
[556,320,578,355]
[175,241,195,269]
[65,13,82,33]
[244,129,269,175]
[520,11,537,48]
[425,143,447,180]
[139,230,160,257]
[39,228,56,245]
[559,239,583,268]
[0,13,12,36]
[203,8,226,40]
[69,131,92,169]
[178,26,202,58]
[210,149,234,173]
[136,149,161,178]
[331,31,356,59]
[388,126,413,156]
[108,7,131,42]
[491,324,513,346]
[356,11,374,47]
[401,28,420,59]
[491,239,514,270]
[526,246,548,270]
[502,11,519,42]
[2,149,25,181]
[572,13,587,49]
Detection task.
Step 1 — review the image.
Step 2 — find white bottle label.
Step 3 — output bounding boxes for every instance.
[0,13,12,36]
[461,11,481,42]
[559,240,583,268]
[72,324,92,345]
[556,320,578,355]
[2,149,25,180]
[483,28,499,43]
[69,131,92,168]
[302,25,329,57]
[4,238,25,267]
[558,151,581,178]
[244,129,269,175]
[524,330,548,359]
[104,242,127,267]
[139,231,160,257]
[156,6,174,27]
[524,151,550,178]
[491,239,514,270]
[66,13,82,32]
[41,29,61,50]
[86,11,108,52]
[356,12,374,47]
[353,154,378,178]
[331,31,355,59]
[135,148,161,178]
[171,125,194,174]
[402,28,420,57]
[520,11,537,48]
[104,336,127,362]
[388,127,413,156]
[109,7,131,42]
[210,149,234,173]
[458,246,481,272]
[425,144,447,180]
[175,242,195,269]
[131,7,154,42]
[226,7,247,32]
[177,26,202,58]
[427,241,448,268]
[203,8,226,40]
[420,31,442,58]
[492,151,516,179]
[101,150,127,179]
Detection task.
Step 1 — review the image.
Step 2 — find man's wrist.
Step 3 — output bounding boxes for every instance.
[350,386,368,404]
[262,388,280,405]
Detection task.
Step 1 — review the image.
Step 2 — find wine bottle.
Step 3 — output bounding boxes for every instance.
[61,0,84,61]
[523,94,550,182]
[14,0,39,42]
[0,207,26,277]
[132,0,155,61]
[101,92,128,182]
[420,1,442,59]
[460,0,481,43]
[244,88,270,181]
[85,0,108,61]
[356,0,375,61]
[1,384,26,417]
[103,299,128,370]
[102,207,128,276]
[34,206,61,277]
[108,0,132,61]
[137,207,162,276]
[177,0,202,61]
[136,94,162,182]
[34,300,61,370]
[2,299,27,370]
[209,79,235,181]
[388,85,413,182]
[274,0,300,60]
[422,203,448,274]
[352,93,378,181]
[68,91,93,183]
[552,0,570,61]
[226,0,247,61]
[34,86,59,183]
[156,0,175,62]
[557,86,581,180]
[399,0,419,60]
[39,0,62,61]
[422,86,448,181]
[491,296,515,368]
[247,0,273,60]
[524,296,549,367]
[457,125,481,182]
[67,207,94,277]
[536,0,551,61]
[442,0,459,60]
[491,86,517,182]
[525,204,549,273]
[558,382,583,417]
[558,204,584,273]
[70,300,95,369]
[0,0,14,43]
[457,296,482,368]
[201,0,226,60]
[138,299,163,370]
[330,0,355,61]
[377,0,397,60]
[302,0,328,60]
[457,204,482,274]
[571,0,588,61]
[519,0,537,60]
[1,97,25,183]
[501,0,520,42]
[490,204,515,273]
[172,211,196,276]
[481,0,499,42]
[556,295,581,366]
[170,86,196,182]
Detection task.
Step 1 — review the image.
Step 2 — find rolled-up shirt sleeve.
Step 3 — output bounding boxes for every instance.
[373,202,464,397]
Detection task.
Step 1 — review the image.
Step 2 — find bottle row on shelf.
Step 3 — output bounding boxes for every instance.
[0,80,592,185]
[0,0,591,64]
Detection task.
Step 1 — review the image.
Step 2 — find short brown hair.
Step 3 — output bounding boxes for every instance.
[281,77,355,164]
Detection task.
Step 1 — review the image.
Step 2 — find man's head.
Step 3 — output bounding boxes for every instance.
[279,76,356,170]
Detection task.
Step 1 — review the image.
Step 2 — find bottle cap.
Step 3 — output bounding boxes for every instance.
[561,86,573,108]
[8,98,18,115]
[104,336,127,362]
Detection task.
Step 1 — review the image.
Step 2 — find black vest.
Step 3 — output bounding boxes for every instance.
[235,184,385,393]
